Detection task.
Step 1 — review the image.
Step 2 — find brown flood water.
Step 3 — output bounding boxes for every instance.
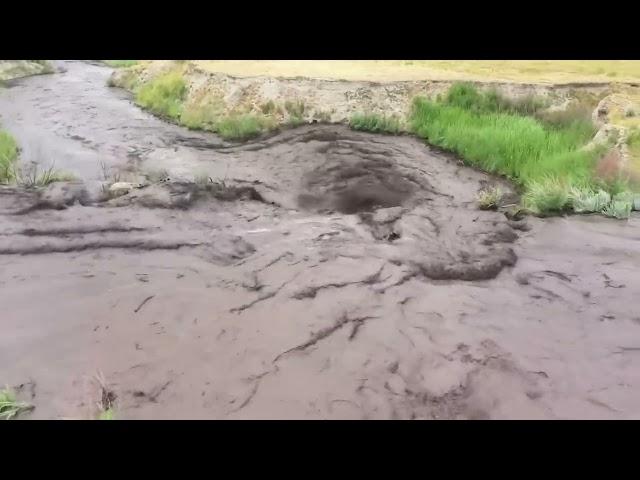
[1,61,639,419]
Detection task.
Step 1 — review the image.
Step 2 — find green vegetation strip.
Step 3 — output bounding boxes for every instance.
[410,83,638,217]
[104,60,138,68]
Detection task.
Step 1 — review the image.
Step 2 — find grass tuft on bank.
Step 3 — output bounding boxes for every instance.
[104,60,138,68]
[349,113,401,134]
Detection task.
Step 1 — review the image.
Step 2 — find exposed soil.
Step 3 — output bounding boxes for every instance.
[1,61,640,419]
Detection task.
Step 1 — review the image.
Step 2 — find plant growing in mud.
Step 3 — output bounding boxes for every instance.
[0,130,19,183]
[523,178,571,215]
[476,186,503,210]
[349,113,401,134]
[570,188,611,213]
[0,386,34,420]
[93,372,117,420]
[602,199,633,219]
[16,163,76,188]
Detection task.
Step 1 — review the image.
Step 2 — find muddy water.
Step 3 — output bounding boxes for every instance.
[0,61,224,190]
[1,62,640,419]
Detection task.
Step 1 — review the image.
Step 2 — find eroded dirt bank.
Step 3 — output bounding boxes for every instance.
[1,62,640,419]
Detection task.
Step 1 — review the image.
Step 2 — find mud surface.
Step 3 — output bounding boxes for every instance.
[1,62,640,419]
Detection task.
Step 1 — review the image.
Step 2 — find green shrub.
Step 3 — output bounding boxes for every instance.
[349,113,401,134]
[284,100,306,118]
[135,71,187,120]
[523,178,571,215]
[216,114,274,141]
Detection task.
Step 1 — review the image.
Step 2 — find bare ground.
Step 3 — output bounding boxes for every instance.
[1,62,640,419]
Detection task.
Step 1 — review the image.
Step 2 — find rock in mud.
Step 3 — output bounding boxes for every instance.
[109,182,143,198]
[39,182,92,208]
[196,234,256,265]
[109,181,268,209]
[413,248,517,281]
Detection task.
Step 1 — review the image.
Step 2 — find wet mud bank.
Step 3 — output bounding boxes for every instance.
[1,61,640,419]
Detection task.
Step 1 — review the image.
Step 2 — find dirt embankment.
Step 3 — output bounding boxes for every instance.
[111,61,620,124]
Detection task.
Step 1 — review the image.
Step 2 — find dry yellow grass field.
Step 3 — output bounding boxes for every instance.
[193,60,640,84]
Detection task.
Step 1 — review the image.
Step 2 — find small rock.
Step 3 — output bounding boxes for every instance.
[372,206,404,224]
[109,182,141,197]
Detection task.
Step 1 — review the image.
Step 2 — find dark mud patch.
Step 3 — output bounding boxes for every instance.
[1,182,92,215]
[296,143,420,214]
[109,181,270,209]
[412,248,518,281]
[15,225,148,236]
[0,238,200,255]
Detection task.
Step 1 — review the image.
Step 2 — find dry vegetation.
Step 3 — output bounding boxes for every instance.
[194,60,640,84]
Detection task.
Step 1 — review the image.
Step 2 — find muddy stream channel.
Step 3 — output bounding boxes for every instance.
[0,61,639,419]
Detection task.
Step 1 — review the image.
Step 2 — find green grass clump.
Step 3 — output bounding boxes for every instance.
[103,60,138,68]
[349,113,401,134]
[0,130,19,183]
[135,71,187,120]
[523,178,572,215]
[0,387,34,420]
[216,114,275,141]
